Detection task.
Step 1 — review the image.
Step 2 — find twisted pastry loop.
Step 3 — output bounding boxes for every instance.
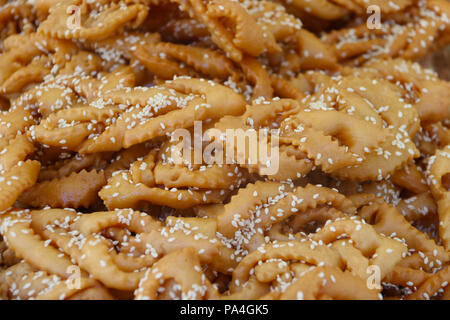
[38,152,110,181]
[278,0,411,21]
[135,247,219,300]
[275,266,380,300]
[328,77,420,180]
[133,41,241,82]
[26,208,164,290]
[268,74,421,180]
[0,32,77,95]
[322,0,450,64]
[32,106,123,151]
[396,192,437,225]
[0,128,40,211]
[312,218,407,280]
[214,99,313,181]
[28,208,231,291]
[0,160,40,212]
[427,145,450,250]
[123,78,247,148]
[19,169,106,209]
[82,31,160,73]
[70,211,224,273]
[38,0,149,41]
[99,150,229,210]
[391,162,428,195]
[217,181,356,255]
[357,201,449,263]
[204,0,281,60]
[0,1,36,45]
[407,265,450,300]
[0,210,75,278]
[134,41,275,101]
[362,59,450,123]
[154,139,248,189]
[229,241,342,298]
[416,121,450,156]
[383,265,432,294]
[280,109,388,173]
[239,56,273,100]
[0,261,113,300]
[78,78,245,153]
[267,207,347,242]
[217,181,292,240]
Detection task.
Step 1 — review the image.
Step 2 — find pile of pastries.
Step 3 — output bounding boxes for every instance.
[0,0,449,300]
